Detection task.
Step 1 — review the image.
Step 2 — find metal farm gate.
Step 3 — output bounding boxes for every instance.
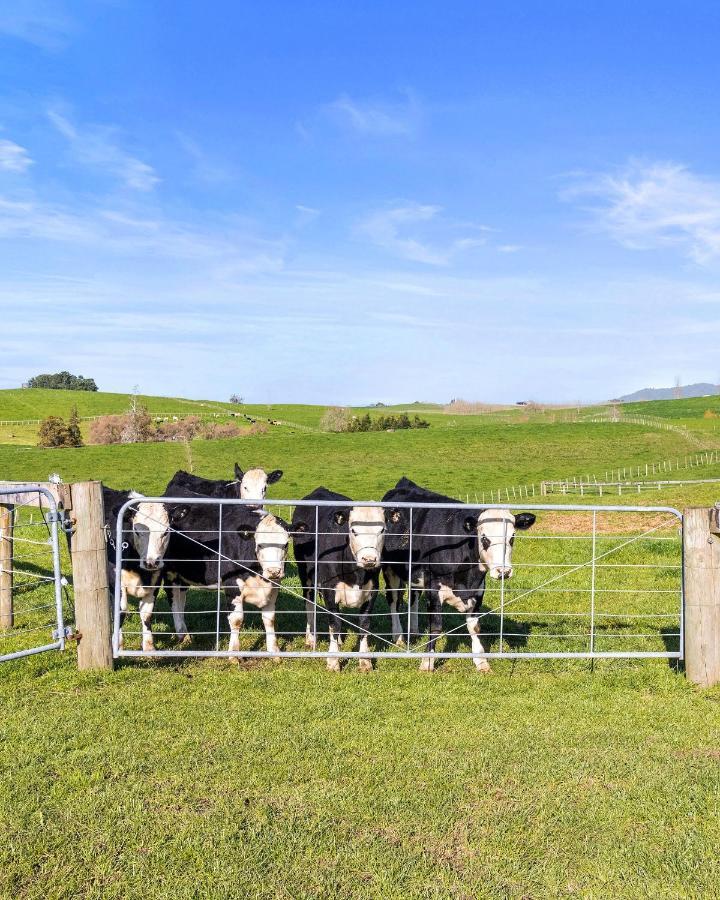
[112,497,684,665]
[0,487,68,662]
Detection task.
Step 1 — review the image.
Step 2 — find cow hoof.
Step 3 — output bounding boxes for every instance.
[475,661,492,674]
[394,637,406,648]
[304,638,317,651]
[142,641,155,653]
[419,658,435,673]
[177,633,191,646]
[358,659,373,673]
[326,658,341,673]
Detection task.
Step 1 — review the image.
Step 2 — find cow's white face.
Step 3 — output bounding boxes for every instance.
[129,494,171,571]
[238,467,283,500]
[254,514,289,581]
[476,509,535,580]
[347,506,386,570]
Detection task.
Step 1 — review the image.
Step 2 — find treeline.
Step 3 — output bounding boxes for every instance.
[321,408,430,433]
[27,371,98,391]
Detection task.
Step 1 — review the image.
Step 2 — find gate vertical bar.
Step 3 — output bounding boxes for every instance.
[215,501,223,651]
[589,510,597,655]
[312,505,319,647]
[0,503,13,629]
[48,501,66,649]
[407,507,414,647]
[498,518,506,653]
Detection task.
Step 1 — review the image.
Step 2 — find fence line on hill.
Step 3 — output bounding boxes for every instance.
[474,449,720,504]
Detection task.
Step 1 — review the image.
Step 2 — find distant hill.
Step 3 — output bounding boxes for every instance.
[616,383,720,402]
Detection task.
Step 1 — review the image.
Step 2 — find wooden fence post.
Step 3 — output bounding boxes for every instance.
[70,481,113,670]
[683,507,720,688]
[0,504,14,629]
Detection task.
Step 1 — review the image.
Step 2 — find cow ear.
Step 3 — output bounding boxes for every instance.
[267,469,283,484]
[334,511,346,526]
[514,513,536,530]
[170,505,190,525]
[463,515,478,533]
[234,463,244,481]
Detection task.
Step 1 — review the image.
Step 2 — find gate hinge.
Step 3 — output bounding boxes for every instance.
[53,625,78,641]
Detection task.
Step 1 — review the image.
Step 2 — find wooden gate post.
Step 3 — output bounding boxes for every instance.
[0,504,14,629]
[683,507,720,688]
[70,481,113,670]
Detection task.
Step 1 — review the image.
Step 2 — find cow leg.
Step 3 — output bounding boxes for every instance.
[357,596,374,672]
[228,598,244,654]
[171,585,190,644]
[303,586,317,650]
[385,569,406,645]
[117,581,129,650]
[466,613,491,673]
[410,589,420,638]
[326,608,342,672]
[261,596,280,657]
[420,591,442,673]
[138,597,155,652]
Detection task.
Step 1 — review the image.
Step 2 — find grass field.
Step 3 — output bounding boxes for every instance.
[2,391,720,898]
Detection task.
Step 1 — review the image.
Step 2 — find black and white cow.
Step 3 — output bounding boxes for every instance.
[382,477,535,672]
[165,464,283,503]
[162,489,291,655]
[102,486,172,651]
[291,487,386,672]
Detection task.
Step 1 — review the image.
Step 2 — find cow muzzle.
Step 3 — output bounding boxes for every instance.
[490,566,512,580]
[141,558,162,572]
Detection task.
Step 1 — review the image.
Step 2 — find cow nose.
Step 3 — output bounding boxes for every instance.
[145,558,160,570]
[497,567,512,579]
[266,567,283,580]
[361,554,378,567]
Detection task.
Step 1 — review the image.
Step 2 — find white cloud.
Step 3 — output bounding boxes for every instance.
[0,139,33,172]
[566,160,720,263]
[47,108,159,191]
[324,92,419,137]
[358,203,489,265]
[0,2,75,50]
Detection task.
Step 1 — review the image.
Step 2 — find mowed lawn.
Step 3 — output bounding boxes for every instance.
[2,409,720,898]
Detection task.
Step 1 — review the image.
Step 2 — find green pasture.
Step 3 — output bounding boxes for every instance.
[2,393,720,899]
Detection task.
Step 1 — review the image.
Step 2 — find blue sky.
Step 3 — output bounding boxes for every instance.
[1,1,720,404]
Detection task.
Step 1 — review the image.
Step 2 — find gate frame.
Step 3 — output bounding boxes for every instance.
[0,486,66,663]
[112,496,685,663]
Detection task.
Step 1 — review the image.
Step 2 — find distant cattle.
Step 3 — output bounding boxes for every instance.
[103,486,171,651]
[382,477,535,672]
[160,489,291,654]
[165,464,283,502]
[291,487,386,671]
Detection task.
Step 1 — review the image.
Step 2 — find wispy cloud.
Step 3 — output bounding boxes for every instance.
[0,193,285,272]
[324,91,420,137]
[48,108,160,191]
[175,131,232,185]
[566,160,720,263]
[0,138,33,172]
[0,2,75,50]
[358,202,488,265]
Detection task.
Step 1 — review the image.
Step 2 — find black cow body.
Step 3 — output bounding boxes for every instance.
[103,486,170,651]
[291,487,385,672]
[382,478,536,671]
[162,488,290,654]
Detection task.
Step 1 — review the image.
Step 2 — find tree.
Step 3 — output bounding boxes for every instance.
[66,406,83,447]
[120,404,155,444]
[37,416,70,448]
[229,394,244,404]
[27,371,98,391]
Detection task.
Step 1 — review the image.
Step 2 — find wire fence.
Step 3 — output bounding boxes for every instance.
[0,487,69,662]
[113,497,683,666]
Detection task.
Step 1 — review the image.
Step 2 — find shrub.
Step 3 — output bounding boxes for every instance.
[156,415,202,442]
[37,416,70,448]
[88,415,126,445]
[320,407,352,432]
[703,409,718,419]
[66,406,83,447]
